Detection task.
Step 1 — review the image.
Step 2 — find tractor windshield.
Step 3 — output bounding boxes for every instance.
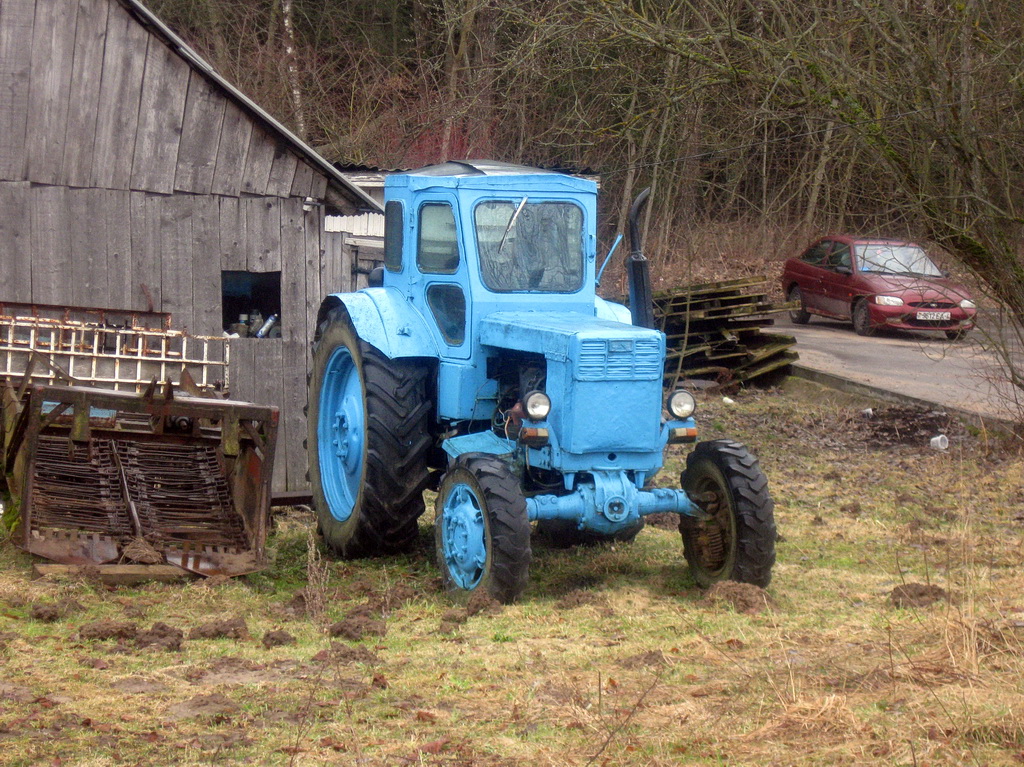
[475,200,584,292]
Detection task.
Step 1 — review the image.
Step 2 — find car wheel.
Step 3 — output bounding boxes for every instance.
[852,299,875,336]
[945,329,968,342]
[787,286,811,324]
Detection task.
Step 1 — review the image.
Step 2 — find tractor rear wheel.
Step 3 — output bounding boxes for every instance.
[307,306,432,558]
[435,454,531,604]
[680,440,776,588]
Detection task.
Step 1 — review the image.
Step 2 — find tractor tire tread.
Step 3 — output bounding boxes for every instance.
[443,454,531,604]
[308,308,433,559]
[681,439,776,588]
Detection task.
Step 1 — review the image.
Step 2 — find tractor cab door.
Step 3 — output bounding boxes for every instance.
[411,197,472,360]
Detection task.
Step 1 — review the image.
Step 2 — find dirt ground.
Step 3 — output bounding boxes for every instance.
[1,380,1023,766]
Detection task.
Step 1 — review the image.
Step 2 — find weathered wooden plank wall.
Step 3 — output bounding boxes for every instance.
[105,189,133,309]
[63,0,109,188]
[175,73,225,195]
[0,183,30,301]
[92,2,148,189]
[26,1,77,185]
[0,0,374,492]
[0,0,34,179]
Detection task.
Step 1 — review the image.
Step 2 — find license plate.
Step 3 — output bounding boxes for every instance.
[916,311,951,321]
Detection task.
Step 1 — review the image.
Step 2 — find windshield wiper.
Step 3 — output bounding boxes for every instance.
[497,197,528,254]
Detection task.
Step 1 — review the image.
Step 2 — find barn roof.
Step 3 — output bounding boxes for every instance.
[120,0,381,215]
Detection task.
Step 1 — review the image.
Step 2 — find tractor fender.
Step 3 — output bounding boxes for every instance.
[316,288,439,360]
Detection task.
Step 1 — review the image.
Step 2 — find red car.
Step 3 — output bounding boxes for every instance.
[781,236,977,339]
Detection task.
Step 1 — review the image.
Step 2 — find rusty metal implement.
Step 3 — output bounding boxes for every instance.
[0,302,277,577]
[1,383,278,576]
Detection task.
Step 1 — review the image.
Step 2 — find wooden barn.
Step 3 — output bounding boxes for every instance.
[0,0,382,494]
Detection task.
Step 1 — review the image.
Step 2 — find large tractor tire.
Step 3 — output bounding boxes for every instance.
[307,306,433,558]
[679,440,776,588]
[435,453,531,604]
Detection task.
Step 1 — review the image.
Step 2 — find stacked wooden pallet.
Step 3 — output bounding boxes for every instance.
[653,276,798,389]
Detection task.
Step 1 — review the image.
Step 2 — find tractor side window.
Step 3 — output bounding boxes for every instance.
[426,284,466,345]
[417,203,460,274]
[384,201,403,272]
[475,200,584,292]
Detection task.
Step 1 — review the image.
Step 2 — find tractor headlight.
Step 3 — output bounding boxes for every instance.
[960,299,976,309]
[874,295,903,306]
[523,391,551,421]
[667,389,696,419]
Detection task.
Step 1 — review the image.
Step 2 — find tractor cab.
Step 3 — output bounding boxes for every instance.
[380,161,603,351]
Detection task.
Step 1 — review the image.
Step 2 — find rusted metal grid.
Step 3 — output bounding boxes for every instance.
[1,382,278,577]
[0,301,228,394]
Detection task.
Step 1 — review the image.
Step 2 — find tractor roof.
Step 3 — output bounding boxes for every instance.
[389,161,597,195]
[398,161,561,177]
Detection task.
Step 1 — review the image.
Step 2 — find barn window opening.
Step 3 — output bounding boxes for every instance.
[221,271,282,337]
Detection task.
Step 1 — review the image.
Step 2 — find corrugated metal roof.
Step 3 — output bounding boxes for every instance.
[120,0,382,215]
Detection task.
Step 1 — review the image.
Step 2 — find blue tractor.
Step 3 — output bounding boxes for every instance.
[307,161,775,603]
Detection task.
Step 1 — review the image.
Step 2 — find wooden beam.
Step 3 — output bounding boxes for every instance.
[32,563,197,585]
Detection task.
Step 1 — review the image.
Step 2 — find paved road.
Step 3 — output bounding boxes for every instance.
[773,313,1021,421]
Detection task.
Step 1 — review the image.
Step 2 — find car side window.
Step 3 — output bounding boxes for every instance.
[801,243,830,266]
[829,243,852,270]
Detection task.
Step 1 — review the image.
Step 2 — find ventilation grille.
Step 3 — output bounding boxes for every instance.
[577,338,661,380]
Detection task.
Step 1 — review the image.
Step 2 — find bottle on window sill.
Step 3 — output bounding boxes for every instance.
[254,314,279,338]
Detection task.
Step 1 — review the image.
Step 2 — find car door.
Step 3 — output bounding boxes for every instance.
[792,240,831,313]
[819,240,855,317]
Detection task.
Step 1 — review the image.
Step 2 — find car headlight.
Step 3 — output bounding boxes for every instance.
[522,391,551,421]
[960,299,976,309]
[875,295,904,306]
[667,389,696,419]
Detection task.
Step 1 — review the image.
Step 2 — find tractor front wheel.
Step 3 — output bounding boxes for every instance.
[680,440,776,588]
[435,454,531,604]
[307,306,433,558]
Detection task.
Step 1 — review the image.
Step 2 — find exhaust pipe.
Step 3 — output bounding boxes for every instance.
[627,188,655,329]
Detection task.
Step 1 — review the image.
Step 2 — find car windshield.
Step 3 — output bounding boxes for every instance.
[475,200,584,292]
[856,244,943,277]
